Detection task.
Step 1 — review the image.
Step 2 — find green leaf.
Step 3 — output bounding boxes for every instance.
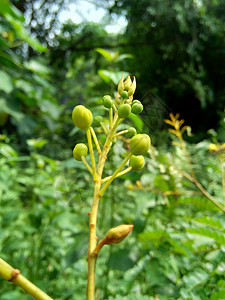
[98,70,129,84]
[210,289,225,300]
[24,59,51,76]
[115,53,134,62]
[0,70,13,93]
[193,216,225,231]
[95,48,114,61]
[0,144,17,157]
[26,139,48,149]
[186,227,225,245]
[0,0,24,22]
[40,100,61,120]
[182,268,209,289]
[138,230,166,242]
[64,233,88,265]
[1,0,46,52]
[129,113,143,131]
[108,249,135,271]
[154,175,169,192]
[0,97,24,119]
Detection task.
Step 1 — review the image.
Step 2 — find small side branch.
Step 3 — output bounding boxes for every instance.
[99,153,132,197]
[0,258,53,300]
[81,156,93,175]
[101,167,132,184]
[90,127,101,156]
[113,130,128,138]
[87,129,97,179]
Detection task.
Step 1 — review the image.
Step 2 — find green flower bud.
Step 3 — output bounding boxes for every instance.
[118,74,125,95]
[132,100,141,106]
[103,95,113,109]
[93,116,103,128]
[72,105,92,131]
[73,143,88,161]
[128,77,136,96]
[105,224,134,245]
[121,91,128,99]
[126,127,137,138]
[129,155,145,171]
[130,134,151,156]
[124,76,132,91]
[118,104,131,118]
[131,103,143,115]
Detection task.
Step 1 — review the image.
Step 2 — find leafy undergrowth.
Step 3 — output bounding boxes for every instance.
[0,135,225,300]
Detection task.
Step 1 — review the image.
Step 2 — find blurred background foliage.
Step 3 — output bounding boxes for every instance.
[0,0,225,299]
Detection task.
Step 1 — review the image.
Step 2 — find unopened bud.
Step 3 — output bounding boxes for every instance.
[118,74,125,95]
[121,91,128,99]
[93,116,103,128]
[126,127,137,138]
[73,143,88,161]
[118,104,131,118]
[103,95,113,109]
[130,134,151,156]
[124,76,132,91]
[131,102,143,115]
[128,77,136,96]
[72,105,92,131]
[105,224,134,245]
[129,155,145,171]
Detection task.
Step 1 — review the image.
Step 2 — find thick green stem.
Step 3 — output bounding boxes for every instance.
[0,258,53,300]
[87,116,121,300]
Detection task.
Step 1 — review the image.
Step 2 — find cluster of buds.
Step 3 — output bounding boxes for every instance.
[71,75,150,174]
[71,75,151,260]
[115,75,143,118]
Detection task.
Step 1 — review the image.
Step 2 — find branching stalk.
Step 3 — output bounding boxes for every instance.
[90,127,101,156]
[87,114,124,300]
[99,153,132,197]
[87,129,97,179]
[81,156,93,175]
[101,167,132,184]
[113,130,128,138]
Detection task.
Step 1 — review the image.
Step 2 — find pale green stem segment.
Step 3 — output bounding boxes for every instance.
[90,127,101,156]
[87,113,124,300]
[112,104,117,112]
[101,167,132,184]
[109,108,113,129]
[99,152,132,197]
[100,122,108,135]
[92,237,107,256]
[113,129,128,138]
[81,156,93,175]
[0,258,53,300]
[87,129,97,180]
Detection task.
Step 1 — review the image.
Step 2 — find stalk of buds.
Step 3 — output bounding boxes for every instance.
[71,75,151,300]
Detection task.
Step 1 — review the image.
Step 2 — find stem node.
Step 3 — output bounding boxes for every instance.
[8,269,20,282]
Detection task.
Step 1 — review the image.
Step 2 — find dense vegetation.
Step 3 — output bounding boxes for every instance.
[0,0,225,299]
